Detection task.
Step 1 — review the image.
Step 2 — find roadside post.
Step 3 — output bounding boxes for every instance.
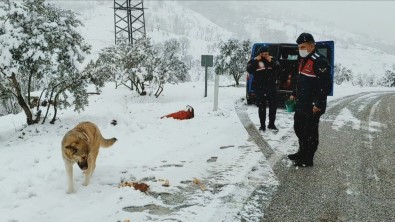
[201,55,213,98]
[213,71,219,111]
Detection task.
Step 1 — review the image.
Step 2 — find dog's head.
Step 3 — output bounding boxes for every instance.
[64,140,90,170]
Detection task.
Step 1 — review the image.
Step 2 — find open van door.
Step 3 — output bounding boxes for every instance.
[246,41,334,106]
[315,41,334,96]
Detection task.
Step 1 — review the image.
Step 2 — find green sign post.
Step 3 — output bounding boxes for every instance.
[201,55,213,97]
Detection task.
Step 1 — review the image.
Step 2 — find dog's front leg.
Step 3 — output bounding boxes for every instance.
[82,171,91,186]
[82,155,95,186]
[64,161,75,194]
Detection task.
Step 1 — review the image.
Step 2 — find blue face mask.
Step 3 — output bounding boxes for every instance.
[299,49,309,58]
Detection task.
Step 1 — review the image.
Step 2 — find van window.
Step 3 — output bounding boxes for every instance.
[317,48,328,58]
[279,46,299,61]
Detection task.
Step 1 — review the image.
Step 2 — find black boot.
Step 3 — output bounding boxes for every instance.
[268,122,278,131]
[289,142,304,160]
[259,125,266,131]
[293,150,314,167]
[287,152,300,161]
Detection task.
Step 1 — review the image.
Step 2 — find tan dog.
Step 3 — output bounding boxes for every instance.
[61,121,117,193]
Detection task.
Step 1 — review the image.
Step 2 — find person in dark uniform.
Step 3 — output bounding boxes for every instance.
[247,46,280,131]
[288,33,332,167]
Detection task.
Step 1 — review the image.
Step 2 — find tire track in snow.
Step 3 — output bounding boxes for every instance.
[234,101,279,222]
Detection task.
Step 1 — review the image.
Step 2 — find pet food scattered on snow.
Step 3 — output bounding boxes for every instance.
[119,181,150,192]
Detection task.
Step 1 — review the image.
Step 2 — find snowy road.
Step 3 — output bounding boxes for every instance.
[261,92,395,222]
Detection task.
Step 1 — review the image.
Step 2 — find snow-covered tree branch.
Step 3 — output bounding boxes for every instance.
[214,39,251,85]
[0,0,92,124]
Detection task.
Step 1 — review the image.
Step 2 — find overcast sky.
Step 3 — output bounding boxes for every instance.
[271,1,395,44]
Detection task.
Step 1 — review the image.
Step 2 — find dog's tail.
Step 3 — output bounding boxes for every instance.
[100,136,117,148]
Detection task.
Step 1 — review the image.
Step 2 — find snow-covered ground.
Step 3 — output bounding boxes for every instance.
[1,79,394,222]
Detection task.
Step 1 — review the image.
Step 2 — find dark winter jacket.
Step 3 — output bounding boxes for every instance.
[292,50,332,114]
[247,58,280,92]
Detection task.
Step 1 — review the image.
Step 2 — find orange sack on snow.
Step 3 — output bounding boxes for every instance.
[161,105,194,120]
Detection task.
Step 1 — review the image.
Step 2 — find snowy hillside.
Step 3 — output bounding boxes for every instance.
[180,1,395,84]
[53,1,234,58]
[53,0,395,84]
[51,1,235,81]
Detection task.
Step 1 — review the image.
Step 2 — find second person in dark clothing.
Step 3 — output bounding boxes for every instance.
[247,46,281,131]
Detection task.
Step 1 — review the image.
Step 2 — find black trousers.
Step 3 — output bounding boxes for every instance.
[256,89,277,127]
[293,111,321,161]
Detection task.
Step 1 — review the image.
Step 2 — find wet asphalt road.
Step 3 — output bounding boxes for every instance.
[261,92,395,222]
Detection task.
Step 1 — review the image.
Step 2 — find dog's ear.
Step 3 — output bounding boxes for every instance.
[80,132,90,143]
